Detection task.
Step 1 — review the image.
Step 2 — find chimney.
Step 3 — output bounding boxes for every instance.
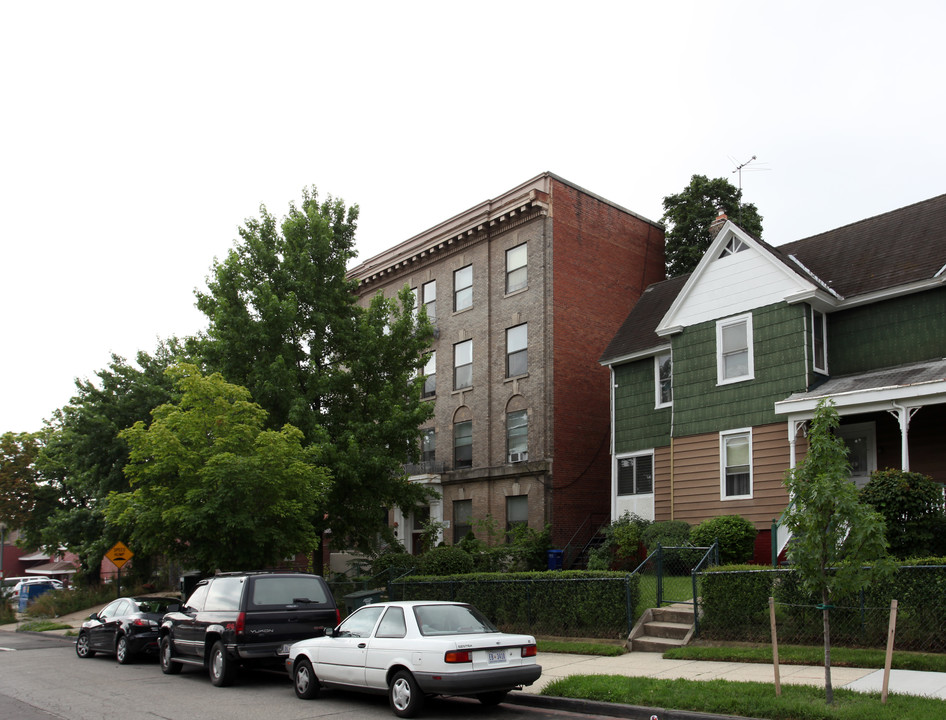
[708,210,728,239]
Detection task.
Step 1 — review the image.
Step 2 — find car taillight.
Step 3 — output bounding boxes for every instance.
[131,618,156,628]
[234,611,245,636]
[522,644,537,657]
[335,608,341,626]
[444,650,472,663]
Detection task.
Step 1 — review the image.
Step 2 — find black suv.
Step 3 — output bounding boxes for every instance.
[159,572,338,686]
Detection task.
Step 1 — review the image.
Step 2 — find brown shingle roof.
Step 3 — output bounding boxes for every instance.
[773,193,946,298]
[599,274,689,364]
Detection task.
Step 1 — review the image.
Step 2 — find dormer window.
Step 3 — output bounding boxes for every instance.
[719,237,747,258]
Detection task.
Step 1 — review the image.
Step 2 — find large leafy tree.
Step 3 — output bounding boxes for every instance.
[781,400,893,704]
[195,187,435,556]
[662,174,764,277]
[33,340,185,578]
[107,364,331,573]
[0,432,41,531]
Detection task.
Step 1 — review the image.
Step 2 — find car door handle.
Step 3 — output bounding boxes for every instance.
[358,643,366,648]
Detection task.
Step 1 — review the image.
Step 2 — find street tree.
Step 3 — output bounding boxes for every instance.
[107,364,331,573]
[0,432,40,531]
[781,399,893,704]
[662,174,764,277]
[194,188,435,557]
[33,340,184,579]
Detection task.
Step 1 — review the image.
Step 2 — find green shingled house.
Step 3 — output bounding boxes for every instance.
[600,195,946,563]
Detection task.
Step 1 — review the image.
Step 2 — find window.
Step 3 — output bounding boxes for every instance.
[506,495,528,536]
[717,313,753,384]
[506,409,528,462]
[205,577,244,611]
[454,265,472,312]
[454,340,472,389]
[719,236,747,257]
[454,420,472,468]
[422,280,436,322]
[617,454,653,495]
[422,351,436,398]
[721,430,752,499]
[506,243,527,293]
[453,499,473,543]
[376,606,407,638]
[421,428,435,462]
[655,352,672,407]
[812,308,827,374]
[506,323,528,377]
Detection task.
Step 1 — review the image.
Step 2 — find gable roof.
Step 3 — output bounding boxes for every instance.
[600,192,946,367]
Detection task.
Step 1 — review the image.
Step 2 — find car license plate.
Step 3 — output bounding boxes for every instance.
[278,644,290,655]
[487,650,506,664]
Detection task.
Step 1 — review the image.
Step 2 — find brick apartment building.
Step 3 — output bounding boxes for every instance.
[349,172,665,558]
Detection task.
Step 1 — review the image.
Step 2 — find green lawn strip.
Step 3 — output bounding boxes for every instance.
[16,620,72,632]
[538,640,625,656]
[541,675,938,720]
[665,644,946,673]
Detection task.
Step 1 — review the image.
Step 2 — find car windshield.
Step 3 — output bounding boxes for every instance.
[414,604,498,636]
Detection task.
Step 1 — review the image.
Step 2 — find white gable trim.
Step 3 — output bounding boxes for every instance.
[656,222,818,336]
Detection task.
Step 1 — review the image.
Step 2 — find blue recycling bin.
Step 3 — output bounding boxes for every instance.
[547,549,564,571]
[17,582,53,612]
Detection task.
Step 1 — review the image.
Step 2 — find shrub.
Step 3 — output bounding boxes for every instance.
[642,520,691,553]
[418,545,473,576]
[690,515,757,565]
[860,468,946,559]
[370,551,416,578]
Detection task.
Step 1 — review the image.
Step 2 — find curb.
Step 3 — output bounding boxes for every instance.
[508,692,767,720]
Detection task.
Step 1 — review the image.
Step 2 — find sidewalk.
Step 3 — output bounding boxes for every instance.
[521,651,946,700]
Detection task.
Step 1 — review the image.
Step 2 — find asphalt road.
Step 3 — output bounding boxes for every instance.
[0,630,623,720]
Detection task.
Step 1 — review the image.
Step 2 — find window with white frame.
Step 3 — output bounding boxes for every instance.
[454,265,472,312]
[422,351,436,398]
[721,429,752,499]
[717,313,754,384]
[506,409,528,462]
[617,453,653,495]
[506,243,527,293]
[719,236,747,257]
[655,352,672,407]
[812,308,827,374]
[422,280,436,322]
[506,323,528,377]
[454,420,472,469]
[454,340,472,390]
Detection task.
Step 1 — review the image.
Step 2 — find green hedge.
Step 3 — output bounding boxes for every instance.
[698,560,946,652]
[391,570,638,639]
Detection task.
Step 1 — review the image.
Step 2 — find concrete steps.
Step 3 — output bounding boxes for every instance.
[627,602,696,652]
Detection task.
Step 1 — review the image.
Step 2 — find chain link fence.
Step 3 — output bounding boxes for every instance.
[696,564,946,653]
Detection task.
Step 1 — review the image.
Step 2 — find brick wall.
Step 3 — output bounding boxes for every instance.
[549,178,665,546]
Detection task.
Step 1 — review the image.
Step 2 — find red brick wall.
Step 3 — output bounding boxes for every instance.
[549,178,665,548]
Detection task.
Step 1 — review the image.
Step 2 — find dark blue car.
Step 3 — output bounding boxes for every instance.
[76,596,180,664]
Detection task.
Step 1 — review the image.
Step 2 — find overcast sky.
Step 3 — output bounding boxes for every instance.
[3,1,944,433]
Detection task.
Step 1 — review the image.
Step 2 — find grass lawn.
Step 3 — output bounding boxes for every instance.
[541,675,946,720]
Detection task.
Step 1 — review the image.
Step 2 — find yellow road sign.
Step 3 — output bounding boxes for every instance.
[106,541,134,569]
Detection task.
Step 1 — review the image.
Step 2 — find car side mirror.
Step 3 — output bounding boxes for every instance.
[322,626,336,638]
[88,613,99,621]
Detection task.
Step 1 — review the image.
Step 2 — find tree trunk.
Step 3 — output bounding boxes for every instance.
[823,589,833,705]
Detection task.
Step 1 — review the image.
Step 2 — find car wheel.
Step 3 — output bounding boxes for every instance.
[209,640,237,687]
[293,657,320,699]
[389,669,424,718]
[476,690,508,706]
[159,636,182,675]
[75,632,95,659]
[116,635,133,665]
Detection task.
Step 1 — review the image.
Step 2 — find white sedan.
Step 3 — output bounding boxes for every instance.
[286,600,542,717]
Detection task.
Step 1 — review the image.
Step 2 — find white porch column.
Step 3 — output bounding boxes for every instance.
[888,404,919,472]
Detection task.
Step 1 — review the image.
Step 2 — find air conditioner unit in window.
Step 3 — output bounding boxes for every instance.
[508,452,528,463]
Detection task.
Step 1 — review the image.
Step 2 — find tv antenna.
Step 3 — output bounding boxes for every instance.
[730,155,769,190]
